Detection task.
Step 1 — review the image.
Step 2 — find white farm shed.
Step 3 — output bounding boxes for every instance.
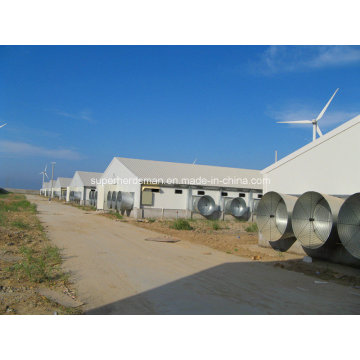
[96,157,263,219]
[40,181,50,196]
[262,115,360,196]
[67,171,102,205]
[53,177,72,200]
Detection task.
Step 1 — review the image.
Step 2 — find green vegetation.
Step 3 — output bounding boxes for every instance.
[245,222,258,233]
[108,211,123,220]
[147,218,156,223]
[210,220,221,230]
[11,219,31,230]
[0,196,37,213]
[7,245,63,283]
[170,219,193,230]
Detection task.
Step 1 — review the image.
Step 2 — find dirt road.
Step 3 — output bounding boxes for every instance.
[29,195,360,314]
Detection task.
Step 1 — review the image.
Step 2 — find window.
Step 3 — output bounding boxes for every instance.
[141,190,153,205]
[221,192,228,197]
[258,194,263,199]
[175,189,183,194]
[239,193,245,198]
[197,190,205,195]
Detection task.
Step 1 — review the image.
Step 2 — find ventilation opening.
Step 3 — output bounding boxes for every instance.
[221,192,228,197]
[151,189,160,193]
[197,190,205,195]
[239,193,245,198]
[258,194,263,199]
[175,189,183,194]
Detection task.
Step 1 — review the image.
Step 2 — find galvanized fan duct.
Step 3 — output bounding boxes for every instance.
[116,191,134,211]
[224,197,247,218]
[107,191,112,209]
[193,195,217,217]
[338,193,360,259]
[256,192,297,242]
[292,191,344,249]
[111,191,117,210]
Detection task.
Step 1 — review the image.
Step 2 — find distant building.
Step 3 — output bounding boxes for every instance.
[96,157,263,219]
[67,171,102,205]
[52,177,72,200]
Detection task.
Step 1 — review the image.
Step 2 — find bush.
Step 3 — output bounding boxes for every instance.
[245,223,258,233]
[171,219,193,230]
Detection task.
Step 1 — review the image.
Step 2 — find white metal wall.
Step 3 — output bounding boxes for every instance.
[262,119,360,195]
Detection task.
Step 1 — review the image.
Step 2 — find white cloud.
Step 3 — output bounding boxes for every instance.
[56,110,94,122]
[0,141,82,160]
[254,46,360,74]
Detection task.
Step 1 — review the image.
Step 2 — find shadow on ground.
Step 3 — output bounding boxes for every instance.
[86,260,360,315]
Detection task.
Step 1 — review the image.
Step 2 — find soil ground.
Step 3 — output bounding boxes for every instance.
[23,195,360,314]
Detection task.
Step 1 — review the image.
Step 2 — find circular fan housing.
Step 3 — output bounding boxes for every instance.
[256,191,296,242]
[338,193,360,259]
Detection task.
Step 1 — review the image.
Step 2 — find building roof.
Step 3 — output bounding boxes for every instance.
[262,114,360,174]
[74,171,103,187]
[115,157,262,190]
[55,177,72,188]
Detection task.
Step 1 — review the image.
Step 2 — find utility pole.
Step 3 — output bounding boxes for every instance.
[49,162,56,201]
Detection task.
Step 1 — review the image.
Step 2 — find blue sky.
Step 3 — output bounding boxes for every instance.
[1,45,360,189]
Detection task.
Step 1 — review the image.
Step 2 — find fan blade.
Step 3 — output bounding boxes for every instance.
[317,126,323,137]
[0,123,7,128]
[316,88,339,121]
[277,120,312,124]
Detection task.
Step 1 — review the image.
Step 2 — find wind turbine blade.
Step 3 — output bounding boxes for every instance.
[317,126,323,137]
[277,120,312,124]
[0,123,7,128]
[316,88,339,121]
[44,164,47,172]
[45,173,49,179]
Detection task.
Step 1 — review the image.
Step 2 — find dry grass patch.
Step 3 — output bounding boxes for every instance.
[0,193,82,315]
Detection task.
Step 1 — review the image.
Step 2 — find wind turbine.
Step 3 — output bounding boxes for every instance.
[277,88,339,141]
[0,123,7,128]
[40,164,48,186]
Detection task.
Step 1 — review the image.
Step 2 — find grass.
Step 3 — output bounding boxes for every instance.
[147,218,156,223]
[0,194,37,228]
[11,219,31,230]
[210,220,221,230]
[108,211,123,219]
[0,197,37,213]
[7,245,63,283]
[170,219,193,230]
[245,222,258,233]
